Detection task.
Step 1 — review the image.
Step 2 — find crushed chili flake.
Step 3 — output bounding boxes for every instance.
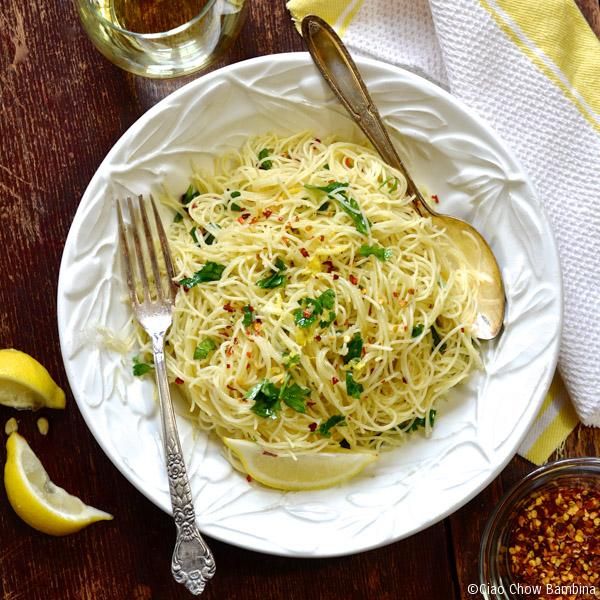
[344,157,354,168]
[507,483,600,598]
[277,216,284,222]
[323,260,335,273]
[319,235,325,242]
[225,346,233,357]
[308,422,318,432]
[349,274,358,286]
[226,363,231,369]
[432,194,440,204]
[407,288,415,295]
[307,401,316,407]
[393,291,399,298]
[174,377,184,385]
[263,209,273,218]
[300,247,310,258]
[246,351,252,358]
[314,335,322,342]
[333,274,339,280]
[460,327,465,333]
[246,474,253,483]
[332,376,339,385]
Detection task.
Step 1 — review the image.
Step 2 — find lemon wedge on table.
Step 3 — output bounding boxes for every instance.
[223,438,377,491]
[4,432,112,536]
[0,349,65,409]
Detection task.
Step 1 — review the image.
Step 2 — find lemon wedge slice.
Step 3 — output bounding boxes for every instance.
[0,349,65,409]
[4,432,112,535]
[223,438,377,491]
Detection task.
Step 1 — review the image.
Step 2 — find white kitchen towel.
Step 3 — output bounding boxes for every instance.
[287,0,600,437]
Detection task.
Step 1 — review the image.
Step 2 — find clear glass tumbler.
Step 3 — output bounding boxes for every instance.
[74,0,247,78]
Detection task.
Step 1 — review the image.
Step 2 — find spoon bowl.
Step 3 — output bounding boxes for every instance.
[302,14,505,339]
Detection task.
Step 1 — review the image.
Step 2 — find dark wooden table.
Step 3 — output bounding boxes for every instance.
[1,2,599,599]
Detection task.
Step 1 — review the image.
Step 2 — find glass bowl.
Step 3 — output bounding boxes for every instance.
[479,457,600,599]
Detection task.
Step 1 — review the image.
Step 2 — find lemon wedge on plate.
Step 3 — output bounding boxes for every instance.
[0,349,65,409]
[223,438,377,491]
[4,432,112,535]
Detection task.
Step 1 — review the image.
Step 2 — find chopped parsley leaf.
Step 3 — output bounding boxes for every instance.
[430,326,447,354]
[379,176,399,193]
[258,148,273,170]
[319,310,336,328]
[343,332,363,364]
[280,382,310,413]
[181,184,200,205]
[318,201,330,211]
[193,338,217,360]
[318,415,346,437]
[190,227,200,245]
[242,305,255,327]
[173,212,184,223]
[401,409,437,432]
[282,353,301,369]
[230,190,241,198]
[132,356,153,376]
[257,257,287,289]
[179,262,225,288]
[230,203,243,212]
[293,289,336,328]
[345,371,363,398]
[411,324,424,338]
[359,244,392,261]
[247,381,281,419]
[305,182,369,235]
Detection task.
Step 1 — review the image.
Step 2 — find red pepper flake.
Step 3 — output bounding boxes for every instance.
[246,351,252,358]
[323,260,335,273]
[432,194,440,204]
[246,364,250,369]
[237,216,245,224]
[226,346,233,357]
[344,157,354,168]
[314,335,322,342]
[175,377,184,385]
[460,327,465,333]
[241,213,250,220]
[262,451,277,457]
[233,337,239,345]
[263,208,272,218]
[303,310,312,319]
[407,288,415,295]
[349,274,358,286]
[307,401,316,408]
[226,363,231,369]
[319,235,325,242]
[246,474,253,483]
[277,215,284,222]
[333,273,339,280]
[332,376,339,385]
[308,422,318,432]
[393,291,400,298]
[223,302,235,313]
[507,484,600,595]
[300,248,310,258]
[250,217,258,225]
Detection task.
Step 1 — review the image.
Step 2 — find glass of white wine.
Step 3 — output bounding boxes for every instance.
[75,0,247,78]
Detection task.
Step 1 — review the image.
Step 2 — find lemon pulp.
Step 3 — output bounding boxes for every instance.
[223,437,377,491]
[4,432,112,535]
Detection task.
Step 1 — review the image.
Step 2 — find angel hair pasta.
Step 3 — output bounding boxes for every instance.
[138,131,482,461]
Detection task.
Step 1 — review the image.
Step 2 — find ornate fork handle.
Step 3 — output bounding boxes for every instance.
[152,332,216,595]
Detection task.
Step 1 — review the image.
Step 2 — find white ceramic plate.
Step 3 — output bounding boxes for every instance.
[57,53,562,557]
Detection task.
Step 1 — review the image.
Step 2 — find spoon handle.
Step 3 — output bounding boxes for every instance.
[301,15,433,214]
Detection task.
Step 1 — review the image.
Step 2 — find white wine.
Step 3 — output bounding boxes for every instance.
[76,0,247,78]
[111,0,210,34]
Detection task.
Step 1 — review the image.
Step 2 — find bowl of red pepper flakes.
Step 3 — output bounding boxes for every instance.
[480,458,600,600]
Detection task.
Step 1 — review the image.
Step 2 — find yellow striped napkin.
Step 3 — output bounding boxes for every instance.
[287,0,600,464]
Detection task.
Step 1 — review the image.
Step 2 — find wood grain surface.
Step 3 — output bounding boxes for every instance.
[0,1,598,599]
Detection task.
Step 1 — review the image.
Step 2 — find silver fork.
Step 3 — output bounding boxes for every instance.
[117,195,216,596]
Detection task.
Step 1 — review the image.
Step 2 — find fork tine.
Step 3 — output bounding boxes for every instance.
[127,196,150,301]
[137,195,164,301]
[116,200,138,307]
[150,194,177,302]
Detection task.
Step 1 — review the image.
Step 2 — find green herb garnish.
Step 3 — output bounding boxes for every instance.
[230,203,243,212]
[430,326,447,354]
[318,201,330,211]
[258,148,273,170]
[319,310,336,328]
[293,289,336,328]
[173,212,184,223]
[257,257,287,289]
[132,356,153,376]
[179,262,226,288]
[345,371,363,399]
[247,381,281,419]
[318,415,346,437]
[411,324,424,338]
[359,244,392,262]
[280,382,310,413]
[379,176,399,193]
[343,333,363,364]
[242,305,255,327]
[282,353,301,369]
[305,182,370,234]
[401,409,437,432]
[193,338,217,360]
[181,184,200,205]
[230,190,241,198]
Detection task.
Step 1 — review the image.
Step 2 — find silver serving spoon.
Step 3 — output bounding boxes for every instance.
[302,15,505,340]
